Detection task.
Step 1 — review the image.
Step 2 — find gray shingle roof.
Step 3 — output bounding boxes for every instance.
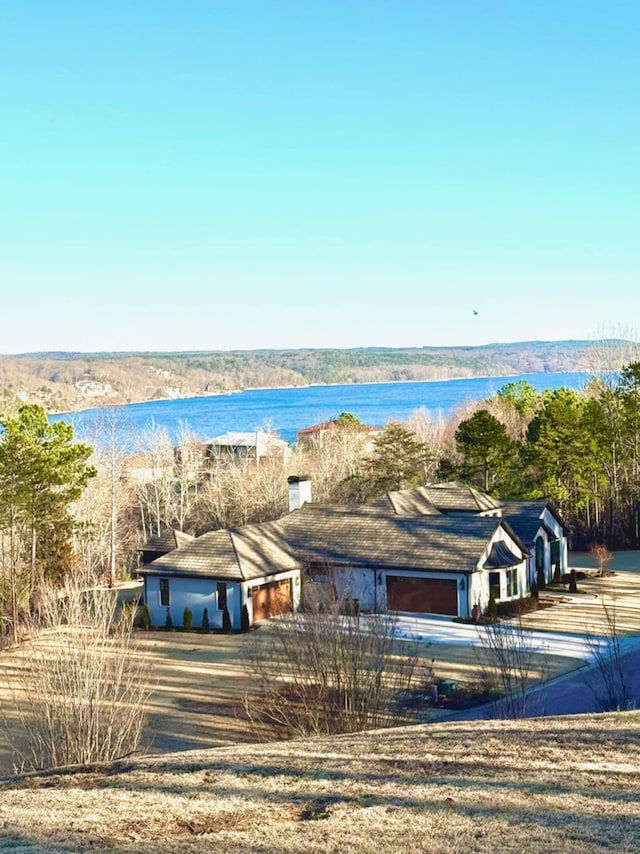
[500,500,565,547]
[280,505,518,572]
[140,520,300,581]
[142,527,195,554]
[423,482,501,513]
[368,487,442,516]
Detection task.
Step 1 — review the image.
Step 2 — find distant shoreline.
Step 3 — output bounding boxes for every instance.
[49,370,587,418]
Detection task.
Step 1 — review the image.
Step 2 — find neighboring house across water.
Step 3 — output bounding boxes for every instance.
[296,419,382,448]
[138,478,568,626]
[203,430,291,464]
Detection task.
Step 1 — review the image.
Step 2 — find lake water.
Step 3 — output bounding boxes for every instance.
[51,372,591,448]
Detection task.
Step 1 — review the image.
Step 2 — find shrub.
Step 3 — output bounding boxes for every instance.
[141,604,151,630]
[530,580,539,600]
[536,567,546,590]
[222,606,232,633]
[569,569,578,593]
[5,579,151,770]
[487,591,498,622]
[183,607,193,631]
[240,604,250,633]
[242,595,420,738]
[165,607,173,629]
[201,607,210,633]
[496,596,539,618]
[561,570,587,583]
[553,563,561,584]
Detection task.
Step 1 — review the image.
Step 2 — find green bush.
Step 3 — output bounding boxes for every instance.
[165,607,173,629]
[183,607,193,631]
[487,591,498,622]
[240,604,250,633]
[496,596,539,618]
[201,607,210,633]
[141,604,151,630]
[553,563,562,584]
[222,606,232,633]
[569,569,578,593]
[536,567,546,590]
[530,580,539,600]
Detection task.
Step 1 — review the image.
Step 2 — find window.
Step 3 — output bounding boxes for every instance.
[506,568,518,598]
[159,578,170,607]
[217,582,227,611]
[489,571,501,600]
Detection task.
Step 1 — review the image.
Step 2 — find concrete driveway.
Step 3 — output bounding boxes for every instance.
[392,613,609,660]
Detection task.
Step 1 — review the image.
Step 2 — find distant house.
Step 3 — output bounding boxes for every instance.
[296,419,382,448]
[203,431,291,464]
[123,452,173,485]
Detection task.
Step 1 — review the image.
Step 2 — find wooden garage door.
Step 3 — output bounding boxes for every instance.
[386,576,458,616]
[251,578,293,620]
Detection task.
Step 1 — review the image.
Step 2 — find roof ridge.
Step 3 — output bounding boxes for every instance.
[227,529,247,581]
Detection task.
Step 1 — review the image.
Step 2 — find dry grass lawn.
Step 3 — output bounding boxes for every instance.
[0,626,580,773]
[518,570,640,636]
[1,711,640,853]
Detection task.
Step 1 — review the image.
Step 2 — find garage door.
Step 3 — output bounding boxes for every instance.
[251,578,293,620]
[386,576,458,616]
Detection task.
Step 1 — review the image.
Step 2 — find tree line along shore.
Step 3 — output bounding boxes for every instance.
[0,339,630,415]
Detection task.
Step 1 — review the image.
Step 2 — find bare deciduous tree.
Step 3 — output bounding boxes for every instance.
[2,578,151,771]
[476,618,546,719]
[584,594,632,712]
[243,585,421,738]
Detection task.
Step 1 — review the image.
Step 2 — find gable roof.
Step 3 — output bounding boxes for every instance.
[280,504,523,573]
[423,482,501,513]
[140,520,300,581]
[500,500,568,546]
[368,487,441,516]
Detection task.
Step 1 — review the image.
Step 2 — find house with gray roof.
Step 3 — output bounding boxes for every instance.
[280,504,528,617]
[140,520,302,629]
[138,477,552,625]
[203,431,291,464]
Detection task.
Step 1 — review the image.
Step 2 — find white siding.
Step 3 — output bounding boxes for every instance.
[144,575,240,629]
[474,527,528,612]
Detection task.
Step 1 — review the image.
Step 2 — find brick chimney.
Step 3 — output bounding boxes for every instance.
[288,475,312,512]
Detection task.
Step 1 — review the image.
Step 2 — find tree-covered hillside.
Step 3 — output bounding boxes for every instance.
[0,339,635,414]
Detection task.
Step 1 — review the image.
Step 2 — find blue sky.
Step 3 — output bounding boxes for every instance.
[1,1,638,352]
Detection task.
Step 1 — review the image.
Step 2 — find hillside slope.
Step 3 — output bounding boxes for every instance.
[0,339,633,414]
[1,712,639,853]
